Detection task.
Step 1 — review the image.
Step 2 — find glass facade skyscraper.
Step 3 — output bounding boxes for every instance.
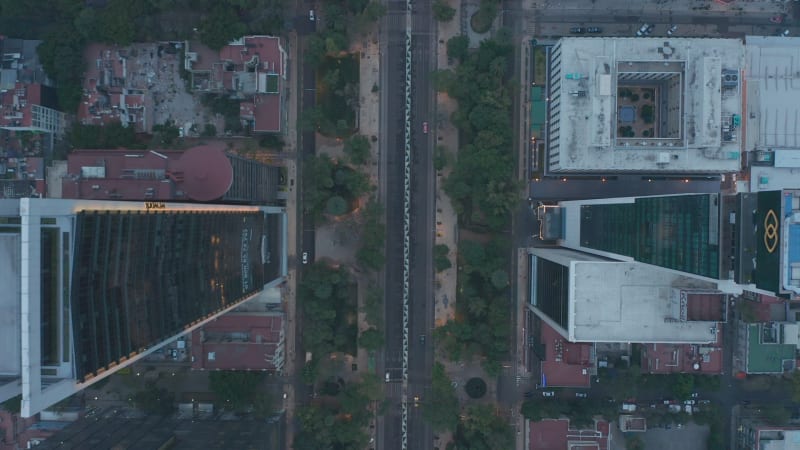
[0,199,286,417]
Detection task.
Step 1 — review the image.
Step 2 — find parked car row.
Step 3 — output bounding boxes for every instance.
[569,24,684,37]
[570,27,602,34]
[525,390,588,398]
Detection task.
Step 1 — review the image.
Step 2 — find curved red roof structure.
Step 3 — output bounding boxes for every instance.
[178,144,234,201]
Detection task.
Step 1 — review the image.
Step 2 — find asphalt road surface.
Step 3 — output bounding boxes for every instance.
[408,2,436,450]
[380,1,415,449]
[379,0,436,448]
[292,2,316,440]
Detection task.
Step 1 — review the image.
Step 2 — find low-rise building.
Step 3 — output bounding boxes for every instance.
[618,415,647,433]
[528,418,611,450]
[60,142,281,204]
[735,419,800,450]
[184,36,286,133]
[737,322,798,374]
[190,312,285,373]
[534,319,594,388]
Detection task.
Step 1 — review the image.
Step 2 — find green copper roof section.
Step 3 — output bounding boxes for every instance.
[746,323,796,374]
[580,194,720,278]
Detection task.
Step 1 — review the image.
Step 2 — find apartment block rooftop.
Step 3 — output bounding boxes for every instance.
[547,37,744,173]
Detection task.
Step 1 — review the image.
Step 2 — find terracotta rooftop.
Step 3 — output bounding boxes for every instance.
[540,320,593,388]
[0,82,39,128]
[529,419,610,450]
[185,36,285,132]
[683,291,726,322]
[190,313,284,371]
[641,324,724,374]
[61,143,234,202]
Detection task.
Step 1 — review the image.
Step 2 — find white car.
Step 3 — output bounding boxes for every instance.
[309,10,315,21]
[636,24,650,37]
[542,391,555,397]
[302,252,308,264]
[667,25,678,36]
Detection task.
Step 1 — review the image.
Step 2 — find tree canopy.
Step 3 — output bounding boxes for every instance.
[209,371,266,411]
[133,382,175,415]
[433,0,457,22]
[455,404,514,450]
[436,238,511,374]
[343,134,372,165]
[441,37,518,231]
[356,198,386,270]
[422,363,461,432]
[297,263,358,356]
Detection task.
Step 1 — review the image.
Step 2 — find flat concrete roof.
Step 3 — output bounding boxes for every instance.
[744,36,800,150]
[0,233,20,376]
[570,261,721,343]
[744,37,800,193]
[551,37,744,173]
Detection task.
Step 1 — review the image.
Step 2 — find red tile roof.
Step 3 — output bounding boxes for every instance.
[252,94,280,132]
[641,325,724,374]
[529,419,610,450]
[190,313,284,371]
[186,36,284,133]
[61,143,234,202]
[0,82,40,128]
[540,321,593,388]
[682,290,725,321]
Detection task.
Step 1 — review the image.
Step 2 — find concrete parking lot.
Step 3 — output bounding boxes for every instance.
[640,422,710,450]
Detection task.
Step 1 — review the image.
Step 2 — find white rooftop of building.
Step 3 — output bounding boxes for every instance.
[743,37,800,192]
[570,260,721,343]
[745,36,800,150]
[551,37,744,173]
[759,429,800,450]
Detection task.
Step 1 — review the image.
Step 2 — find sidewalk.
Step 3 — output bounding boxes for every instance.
[433,0,461,330]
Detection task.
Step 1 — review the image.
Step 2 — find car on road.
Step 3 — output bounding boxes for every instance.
[385,372,390,383]
[778,28,790,37]
[570,27,585,34]
[524,391,534,398]
[636,24,653,37]
[422,121,429,134]
[302,252,308,264]
[575,392,588,398]
[419,334,426,345]
[770,14,784,24]
[586,27,602,33]
[684,399,696,405]
[690,392,699,398]
[542,391,555,397]
[667,25,678,36]
[309,10,315,21]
